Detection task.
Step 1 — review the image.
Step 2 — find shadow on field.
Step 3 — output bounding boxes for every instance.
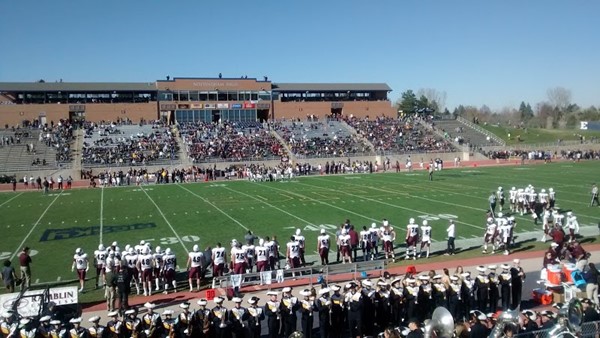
[511,238,536,253]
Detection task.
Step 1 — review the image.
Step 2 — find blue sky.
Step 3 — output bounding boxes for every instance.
[1,0,598,111]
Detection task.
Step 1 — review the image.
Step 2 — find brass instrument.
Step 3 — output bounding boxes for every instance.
[215,307,228,329]
[186,310,194,337]
[548,298,583,338]
[144,313,157,338]
[424,307,454,338]
[231,307,245,328]
[487,308,520,338]
[248,307,261,326]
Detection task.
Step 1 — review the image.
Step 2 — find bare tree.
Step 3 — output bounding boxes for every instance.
[417,88,447,113]
[546,87,572,110]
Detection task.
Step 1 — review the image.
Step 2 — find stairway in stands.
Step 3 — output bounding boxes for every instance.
[432,116,505,148]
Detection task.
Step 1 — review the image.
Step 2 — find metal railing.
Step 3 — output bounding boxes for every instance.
[456,116,507,146]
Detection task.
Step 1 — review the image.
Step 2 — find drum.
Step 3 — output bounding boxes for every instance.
[562,263,577,284]
[547,266,562,285]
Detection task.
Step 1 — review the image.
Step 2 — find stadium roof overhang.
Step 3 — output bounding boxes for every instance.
[0,82,157,92]
[272,83,392,92]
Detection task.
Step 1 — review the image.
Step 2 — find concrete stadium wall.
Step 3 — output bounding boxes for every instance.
[273,101,396,120]
[0,103,158,126]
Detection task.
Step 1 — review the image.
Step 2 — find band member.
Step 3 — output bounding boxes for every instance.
[94,244,107,289]
[359,226,372,262]
[510,259,525,310]
[247,297,264,338]
[317,229,330,265]
[36,315,52,338]
[338,229,352,264]
[345,282,363,338]
[141,302,163,338]
[474,266,489,312]
[461,272,475,318]
[124,309,142,338]
[417,275,433,321]
[264,291,280,338]
[488,265,499,313]
[389,278,404,324]
[254,239,270,272]
[105,311,122,338]
[87,316,106,338]
[72,247,90,293]
[432,275,447,308]
[294,229,306,266]
[420,220,432,259]
[187,244,204,292]
[280,287,299,337]
[19,318,36,338]
[229,297,247,338]
[330,285,345,338]
[483,217,497,254]
[193,298,211,338]
[175,302,193,338]
[138,246,154,296]
[69,317,88,338]
[299,289,316,338]
[373,280,390,333]
[315,288,331,338]
[498,264,512,311]
[162,248,177,294]
[448,276,462,320]
[211,243,227,277]
[153,246,164,292]
[405,218,419,260]
[403,278,418,323]
[161,310,176,338]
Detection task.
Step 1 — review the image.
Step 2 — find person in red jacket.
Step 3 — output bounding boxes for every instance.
[349,226,359,262]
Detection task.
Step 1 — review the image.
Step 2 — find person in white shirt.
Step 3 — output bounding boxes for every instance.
[137,246,154,296]
[286,237,301,268]
[338,229,352,264]
[293,229,306,266]
[405,218,419,260]
[317,229,330,265]
[187,245,204,292]
[446,220,456,255]
[72,248,89,292]
[211,243,227,277]
[231,241,247,275]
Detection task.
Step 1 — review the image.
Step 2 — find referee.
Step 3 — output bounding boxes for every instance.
[591,183,599,207]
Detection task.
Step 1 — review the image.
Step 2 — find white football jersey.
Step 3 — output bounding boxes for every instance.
[287,241,300,258]
[232,247,246,264]
[138,254,154,270]
[360,230,371,243]
[407,224,419,237]
[421,226,432,241]
[242,244,255,259]
[73,253,88,270]
[212,247,226,265]
[153,252,164,268]
[163,253,176,270]
[317,234,330,249]
[126,254,139,269]
[294,235,305,249]
[188,252,204,268]
[94,249,107,266]
[254,245,269,262]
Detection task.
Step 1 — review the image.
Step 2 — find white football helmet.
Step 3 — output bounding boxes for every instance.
[112,241,118,247]
[487,217,494,223]
[371,223,377,228]
[541,189,546,193]
[125,244,131,252]
[422,220,428,226]
[128,247,134,254]
[567,211,573,216]
[98,244,105,251]
[296,229,301,236]
[165,248,172,255]
[140,240,145,246]
[193,244,199,252]
[549,188,554,192]
[259,239,265,246]
[498,187,503,191]
[143,247,150,255]
[409,218,415,224]
[320,229,326,234]
[155,246,162,254]
[75,248,82,255]
[498,212,503,218]
[511,187,516,190]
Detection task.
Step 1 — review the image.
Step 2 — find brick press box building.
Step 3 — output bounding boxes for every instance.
[0,77,396,126]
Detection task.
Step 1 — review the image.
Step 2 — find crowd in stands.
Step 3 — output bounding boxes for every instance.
[345,115,454,153]
[81,122,178,166]
[38,120,74,163]
[482,149,600,161]
[273,121,370,158]
[179,121,285,162]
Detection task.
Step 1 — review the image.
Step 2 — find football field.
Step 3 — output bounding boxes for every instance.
[1,161,599,289]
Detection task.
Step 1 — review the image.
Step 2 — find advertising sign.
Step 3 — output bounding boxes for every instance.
[243,102,256,109]
[217,103,229,109]
[0,286,78,317]
[231,104,242,109]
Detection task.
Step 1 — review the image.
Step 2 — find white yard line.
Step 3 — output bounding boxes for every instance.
[140,186,189,254]
[177,185,249,231]
[0,192,23,208]
[11,192,62,260]
[99,187,104,245]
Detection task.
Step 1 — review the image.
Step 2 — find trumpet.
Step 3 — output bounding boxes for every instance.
[248,307,260,326]
[218,308,228,328]
[231,308,244,328]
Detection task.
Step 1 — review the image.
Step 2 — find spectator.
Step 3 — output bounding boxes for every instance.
[2,260,18,293]
[18,247,32,289]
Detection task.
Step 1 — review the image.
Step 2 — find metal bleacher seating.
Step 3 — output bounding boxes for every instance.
[0,129,71,173]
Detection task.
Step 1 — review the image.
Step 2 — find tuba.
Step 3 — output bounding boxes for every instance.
[424,307,454,338]
[548,298,583,338]
[488,308,520,338]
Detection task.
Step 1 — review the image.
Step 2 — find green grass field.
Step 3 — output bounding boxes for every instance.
[1,161,599,301]
[480,124,600,145]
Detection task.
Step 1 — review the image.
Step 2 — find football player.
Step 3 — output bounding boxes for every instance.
[566,212,580,242]
[153,246,164,291]
[242,240,256,273]
[369,223,380,259]
[125,247,141,295]
[483,217,497,254]
[137,246,154,296]
[509,187,518,212]
[420,220,432,259]
[94,244,107,289]
[317,229,330,265]
[72,248,89,292]
[293,229,306,266]
[162,248,177,294]
[405,218,419,260]
[359,225,372,261]
[338,229,352,264]
[254,239,270,272]
[187,244,204,292]
[211,243,227,277]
